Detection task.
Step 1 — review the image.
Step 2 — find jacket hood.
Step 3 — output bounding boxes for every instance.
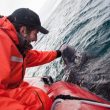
[0,17,19,45]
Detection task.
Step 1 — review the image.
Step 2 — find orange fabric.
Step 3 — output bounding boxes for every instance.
[0,82,52,110]
[0,17,21,89]
[25,50,57,67]
[0,17,56,109]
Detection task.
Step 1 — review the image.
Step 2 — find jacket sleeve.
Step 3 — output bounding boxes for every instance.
[25,50,59,67]
[0,34,11,88]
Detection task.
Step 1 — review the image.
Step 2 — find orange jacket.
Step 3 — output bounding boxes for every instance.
[0,17,57,89]
[0,17,57,110]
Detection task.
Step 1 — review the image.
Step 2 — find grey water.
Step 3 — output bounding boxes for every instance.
[26,0,110,101]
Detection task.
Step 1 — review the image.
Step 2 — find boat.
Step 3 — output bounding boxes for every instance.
[24,76,110,110]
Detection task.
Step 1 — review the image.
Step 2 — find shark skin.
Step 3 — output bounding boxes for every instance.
[61,46,110,101]
[61,46,89,84]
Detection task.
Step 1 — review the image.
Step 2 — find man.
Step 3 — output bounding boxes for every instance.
[0,8,61,110]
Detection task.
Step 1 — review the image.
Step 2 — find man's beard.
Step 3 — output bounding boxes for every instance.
[17,33,33,57]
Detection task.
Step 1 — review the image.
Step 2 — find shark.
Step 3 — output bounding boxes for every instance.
[61,46,89,84]
[61,46,110,101]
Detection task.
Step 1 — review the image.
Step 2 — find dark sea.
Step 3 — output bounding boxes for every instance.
[26,0,110,101]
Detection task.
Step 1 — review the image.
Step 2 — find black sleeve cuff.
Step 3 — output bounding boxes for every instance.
[56,50,62,58]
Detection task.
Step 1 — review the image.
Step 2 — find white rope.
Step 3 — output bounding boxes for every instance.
[80,100,110,108]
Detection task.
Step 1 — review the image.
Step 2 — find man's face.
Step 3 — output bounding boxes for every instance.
[26,28,39,43]
[20,26,39,43]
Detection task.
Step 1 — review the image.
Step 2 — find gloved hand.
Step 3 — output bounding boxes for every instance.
[56,45,69,58]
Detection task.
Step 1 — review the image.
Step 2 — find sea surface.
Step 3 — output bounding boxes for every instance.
[26,0,110,101]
